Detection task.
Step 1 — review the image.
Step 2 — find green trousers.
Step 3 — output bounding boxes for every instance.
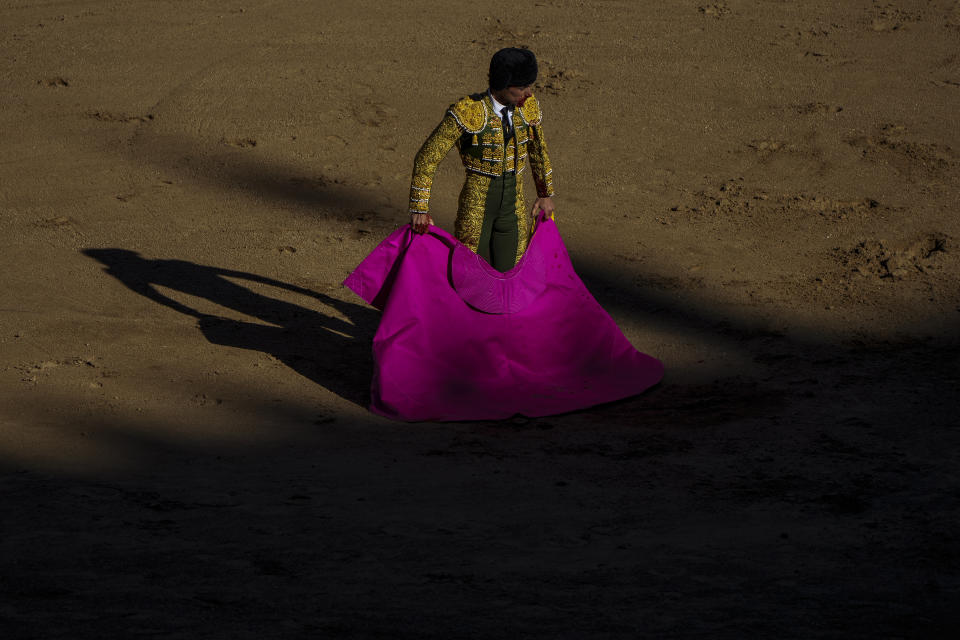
[477,173,518,272]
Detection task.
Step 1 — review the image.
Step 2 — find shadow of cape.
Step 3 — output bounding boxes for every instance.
[82,248,378,407]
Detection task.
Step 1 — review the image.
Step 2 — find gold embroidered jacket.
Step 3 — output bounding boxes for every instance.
[408,92,555,261]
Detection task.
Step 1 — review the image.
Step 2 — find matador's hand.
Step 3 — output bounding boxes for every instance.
[531,196,556,220]
[410,213,434,234]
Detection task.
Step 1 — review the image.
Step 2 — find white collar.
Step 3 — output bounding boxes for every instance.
[488,91,513,124]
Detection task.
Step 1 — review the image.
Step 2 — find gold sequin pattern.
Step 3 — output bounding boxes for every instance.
[408,114,461,213]
[527,122,554,198]
[513,171,530,261]
[519,95,542,126]
[460,107,531,177]
[454,172,490,251]
[448,96,487,133]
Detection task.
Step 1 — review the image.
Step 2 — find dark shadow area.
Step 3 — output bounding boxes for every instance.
[2,342,959,639]
[82,248,378,406]
[574,254,788,344]
[132,131,405,227]
[0,243,951,638]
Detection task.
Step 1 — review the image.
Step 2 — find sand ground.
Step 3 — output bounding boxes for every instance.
[2,0,959,637]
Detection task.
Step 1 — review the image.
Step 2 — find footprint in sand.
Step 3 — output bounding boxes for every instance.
[190,392,223,407]
[794,102,843,115]
[782,195,885,221]
[837,234,949,280]
[351,100,398,128]
[801,50,831,62]
[477,18,538,48]
[868,2,921,32]
[748,139,797,154]
[537,67,585,96]
[34,216,74,228]
[698,3,730,18]
[672,177,890,224]
[221,137,257,148]
[16,357,100,384]
[86,110,154,124]
[845,124,956,175]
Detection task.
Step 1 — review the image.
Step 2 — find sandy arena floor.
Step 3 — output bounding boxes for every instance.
[2,1,959,637]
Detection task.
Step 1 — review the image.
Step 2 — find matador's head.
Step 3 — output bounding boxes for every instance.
[489,47,537,108]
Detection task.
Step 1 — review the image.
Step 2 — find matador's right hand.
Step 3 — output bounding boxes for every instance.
[410,213,434,234]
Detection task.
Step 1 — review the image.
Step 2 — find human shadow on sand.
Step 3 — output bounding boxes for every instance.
[83,249,378,406]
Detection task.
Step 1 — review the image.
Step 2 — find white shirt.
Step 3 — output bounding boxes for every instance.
[488,91,513,127]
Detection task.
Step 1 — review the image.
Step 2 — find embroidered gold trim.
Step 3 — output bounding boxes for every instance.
[513,171,530,261]
[519,94,542,126]
[408,113,462,213]
[447,97,488,133]
[454,173,490,250]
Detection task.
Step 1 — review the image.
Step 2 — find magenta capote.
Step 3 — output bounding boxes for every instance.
[343,215,663,421]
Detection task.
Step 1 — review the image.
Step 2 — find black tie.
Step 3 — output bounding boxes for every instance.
[501,106,513,141]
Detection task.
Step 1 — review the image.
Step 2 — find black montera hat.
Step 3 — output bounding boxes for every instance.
[488,48,538,91]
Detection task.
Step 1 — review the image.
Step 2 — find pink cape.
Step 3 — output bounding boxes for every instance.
[343,217,663,421]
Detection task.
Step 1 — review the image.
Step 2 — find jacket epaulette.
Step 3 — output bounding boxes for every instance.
[519,94,542,126]
[447,96,488,134]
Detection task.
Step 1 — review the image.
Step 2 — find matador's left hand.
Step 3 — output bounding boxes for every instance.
[410,212,434,234]
[531,196,556,220]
